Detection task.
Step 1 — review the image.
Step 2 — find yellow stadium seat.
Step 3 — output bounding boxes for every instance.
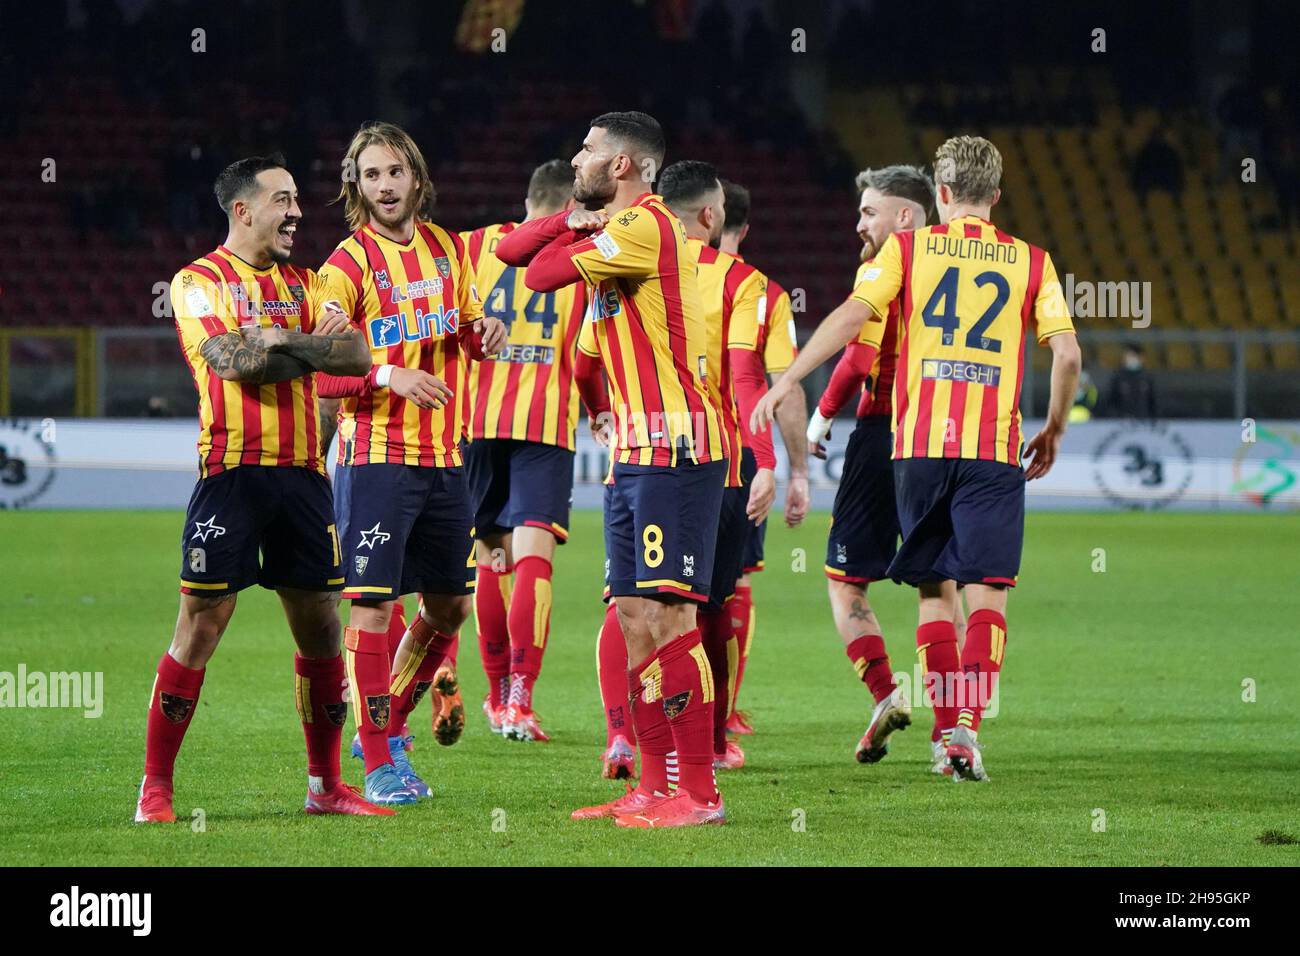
[1271,342,1300,369]
[1164,341,1196,369]
[1199,342,1232,369]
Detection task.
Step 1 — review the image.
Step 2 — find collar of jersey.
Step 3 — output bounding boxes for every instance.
[217,244,277,274]
[949,214,994,226]
[363,222,421,249]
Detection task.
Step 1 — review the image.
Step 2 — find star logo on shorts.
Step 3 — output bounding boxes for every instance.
[358,522,391,550]
[191,515,227,542]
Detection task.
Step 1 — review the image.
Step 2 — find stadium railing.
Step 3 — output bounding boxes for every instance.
[1,327,1297,421]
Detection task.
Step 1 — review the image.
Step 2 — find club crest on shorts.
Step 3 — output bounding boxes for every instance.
[354,555,369,576]
[662,690,691,720]
[324,702,349,727]
[410,680,434,708]
[366,694,390,729]
[159,692,195,724]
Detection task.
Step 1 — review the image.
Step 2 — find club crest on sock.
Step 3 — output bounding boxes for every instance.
[662,690,692,720]
[159,692,195,724]
[366,694,391,729]
[324,702,349,726]
[410,679,433,708]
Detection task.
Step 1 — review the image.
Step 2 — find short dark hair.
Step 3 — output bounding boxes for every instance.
[657,160,720,210]
[855,164,935,223]
[214,153,287,215]
[526,159,574,211]
[720,180,750,231]
[590,111,665,168]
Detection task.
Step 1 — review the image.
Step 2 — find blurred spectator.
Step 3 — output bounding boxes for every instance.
[145,396,172,418]
[1105,344,1158,419]
[1070,368,1099,422]
[1131,131,1184,197]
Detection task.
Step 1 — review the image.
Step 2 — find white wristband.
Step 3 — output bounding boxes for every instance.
[807,409,833,444]
[375,364,396,389]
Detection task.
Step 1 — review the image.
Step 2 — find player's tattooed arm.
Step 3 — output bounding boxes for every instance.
[317,397,340,454]
[257,325,372,376]
[200,331,313,384]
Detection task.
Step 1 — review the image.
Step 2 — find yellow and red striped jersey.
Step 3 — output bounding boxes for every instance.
[853,259,899,418]
[462,221,588,449]
[726,264,797,375]
[315,221,485,467]
[567,194,725,468]
[693,240,764,486]
[171,246,323,477]
[851,216,1073,464]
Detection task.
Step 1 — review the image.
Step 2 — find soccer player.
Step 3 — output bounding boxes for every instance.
[313,121,506,805]
[497,112,730,827]
[716,179,811,738]
[137,154,382,823]
[754,136,1081,782]
[638,160,754,773]
[806,164,961,768]
[461,159,592,743]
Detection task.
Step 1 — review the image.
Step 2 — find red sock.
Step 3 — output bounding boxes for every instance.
[143,652,205,784]
[385,602,409,736]
[386,601,407,658]
[846,633,896,703]
[598,604,634,746]
[508,555,553,707]
[344,626,393,774]
[654,629,718,804]
[630,666,674,794]
[446,631,460,669]
[728,585,753,716]
[474,563,512,707]
[931,723,942,743]
[698,608,732,756]
[957,609,1007,734]
[294,653,346,789]
[390,612,456,736]
[916,620,960,739]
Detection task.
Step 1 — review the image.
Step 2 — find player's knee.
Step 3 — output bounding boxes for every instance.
[418,593,470,634]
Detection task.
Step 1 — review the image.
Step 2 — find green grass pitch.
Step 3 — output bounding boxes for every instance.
[2,509,1298,866]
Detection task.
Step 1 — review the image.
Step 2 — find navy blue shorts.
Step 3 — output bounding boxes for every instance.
[179,466,342,597]
[739,448,766,573]
[825,415,899,584]
[334,463,476,600]
[464,438,575,542]
[708,483,749,612]
[605,459,727,602]
[888,457,1025,587]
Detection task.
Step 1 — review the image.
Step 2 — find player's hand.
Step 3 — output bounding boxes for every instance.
[567,209,609,233]
[389,368,453,410]
[314,300,352,336]
[784,475,810,528]
[241,323,288,350]
[1023,423,1064,480]
[589,412,613,448]
[746,467,777,524]
[750,377,791,434]
[479,316,508,356]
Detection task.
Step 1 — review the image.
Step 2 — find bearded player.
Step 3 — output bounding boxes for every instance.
[805,164,966,769]
[498,112,730,827]
[756,136,1081,782]
[716,179,810,738]
[461,159,594,743]
[313,121,506,806]
[137,155,381,823]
